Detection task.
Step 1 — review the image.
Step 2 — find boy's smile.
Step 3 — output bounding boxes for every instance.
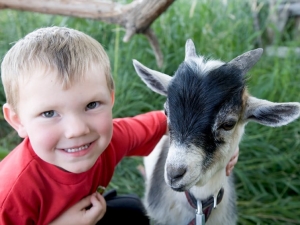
[5,63,115,173]
[60,143,91,153]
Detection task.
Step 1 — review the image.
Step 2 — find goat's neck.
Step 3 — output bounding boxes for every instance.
[189,167,227,200]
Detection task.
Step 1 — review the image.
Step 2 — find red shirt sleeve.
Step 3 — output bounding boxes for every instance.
[110,111,167,163]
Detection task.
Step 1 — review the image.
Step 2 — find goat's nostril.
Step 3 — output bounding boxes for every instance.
[166,165,187,182]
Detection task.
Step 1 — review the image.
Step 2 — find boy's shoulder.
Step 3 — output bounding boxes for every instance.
[0,138,34,171]
[0,139,37,204]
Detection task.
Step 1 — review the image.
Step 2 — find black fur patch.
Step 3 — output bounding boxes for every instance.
[250,104,299,124]
[167,61,245,155]
[138,66,167,93]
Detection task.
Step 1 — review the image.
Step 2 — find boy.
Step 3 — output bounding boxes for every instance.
[0,26,238,224]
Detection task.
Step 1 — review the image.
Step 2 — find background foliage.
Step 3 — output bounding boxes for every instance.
[0,0,300,224]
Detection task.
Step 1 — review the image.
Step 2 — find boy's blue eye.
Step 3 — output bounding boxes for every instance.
[86,101,100,110]
[42,110,56,118]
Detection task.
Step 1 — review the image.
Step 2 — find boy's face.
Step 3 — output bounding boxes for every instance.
[5,64,114,173]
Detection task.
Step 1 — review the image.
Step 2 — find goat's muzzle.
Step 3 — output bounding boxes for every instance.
[166,164,187,191]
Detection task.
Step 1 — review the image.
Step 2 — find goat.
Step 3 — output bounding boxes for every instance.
[132,39,300,225]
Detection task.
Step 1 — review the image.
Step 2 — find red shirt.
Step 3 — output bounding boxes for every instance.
[0,111,166,225]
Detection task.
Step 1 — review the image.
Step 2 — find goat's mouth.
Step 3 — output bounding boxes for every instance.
[167,178,196,192]
[169,177,207,192]
[170,186,187,192]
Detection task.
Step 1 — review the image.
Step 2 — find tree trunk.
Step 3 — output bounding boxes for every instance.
[0,0,176,67]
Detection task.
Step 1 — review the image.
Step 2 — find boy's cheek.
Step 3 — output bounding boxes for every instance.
[29,128,58,151]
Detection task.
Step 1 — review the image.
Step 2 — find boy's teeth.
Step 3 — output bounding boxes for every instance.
[65,144,89,153]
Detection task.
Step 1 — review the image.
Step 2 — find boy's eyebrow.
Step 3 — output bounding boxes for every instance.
[60,90,112,106]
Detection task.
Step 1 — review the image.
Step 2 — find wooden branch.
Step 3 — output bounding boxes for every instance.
[250,0,263,47]
[264,0,300,46]
[0,0,176,67]
[144,28,164,68]
[266,0,289,44]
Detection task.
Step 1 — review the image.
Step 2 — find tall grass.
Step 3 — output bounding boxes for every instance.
[0,0,300,224]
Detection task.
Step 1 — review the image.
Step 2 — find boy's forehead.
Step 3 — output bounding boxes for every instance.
[19,63,107,88]
[17,64,111,106]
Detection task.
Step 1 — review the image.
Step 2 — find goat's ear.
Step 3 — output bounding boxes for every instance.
[244,96,300,127]
[228,48,263,76]
[185,39,197,60]
[132,59,171,96]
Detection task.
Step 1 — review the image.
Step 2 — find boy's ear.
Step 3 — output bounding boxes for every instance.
[111,91,115,107]
[3,103,28,138]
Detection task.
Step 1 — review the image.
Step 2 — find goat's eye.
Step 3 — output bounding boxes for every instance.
[164,109,168,116]
[221,121,236,131]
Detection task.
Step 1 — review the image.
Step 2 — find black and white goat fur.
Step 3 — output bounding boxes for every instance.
[133,39,300,225]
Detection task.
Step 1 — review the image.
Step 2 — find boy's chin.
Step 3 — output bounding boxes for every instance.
[57,161,95,173]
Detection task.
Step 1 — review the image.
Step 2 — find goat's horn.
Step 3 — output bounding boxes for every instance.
[185,39,197,60]
[228,48,263,75]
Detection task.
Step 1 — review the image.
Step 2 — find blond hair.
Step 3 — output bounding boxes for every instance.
[1,26,114,112]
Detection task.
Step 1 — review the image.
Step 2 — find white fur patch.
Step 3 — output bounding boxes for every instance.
[186,56,225,76]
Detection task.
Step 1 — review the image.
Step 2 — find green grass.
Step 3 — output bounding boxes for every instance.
[1,0,300,224]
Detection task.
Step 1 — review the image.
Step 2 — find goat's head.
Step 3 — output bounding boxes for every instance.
[133,39,300,192]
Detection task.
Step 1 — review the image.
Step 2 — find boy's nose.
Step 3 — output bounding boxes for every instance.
[64,116,90,138]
